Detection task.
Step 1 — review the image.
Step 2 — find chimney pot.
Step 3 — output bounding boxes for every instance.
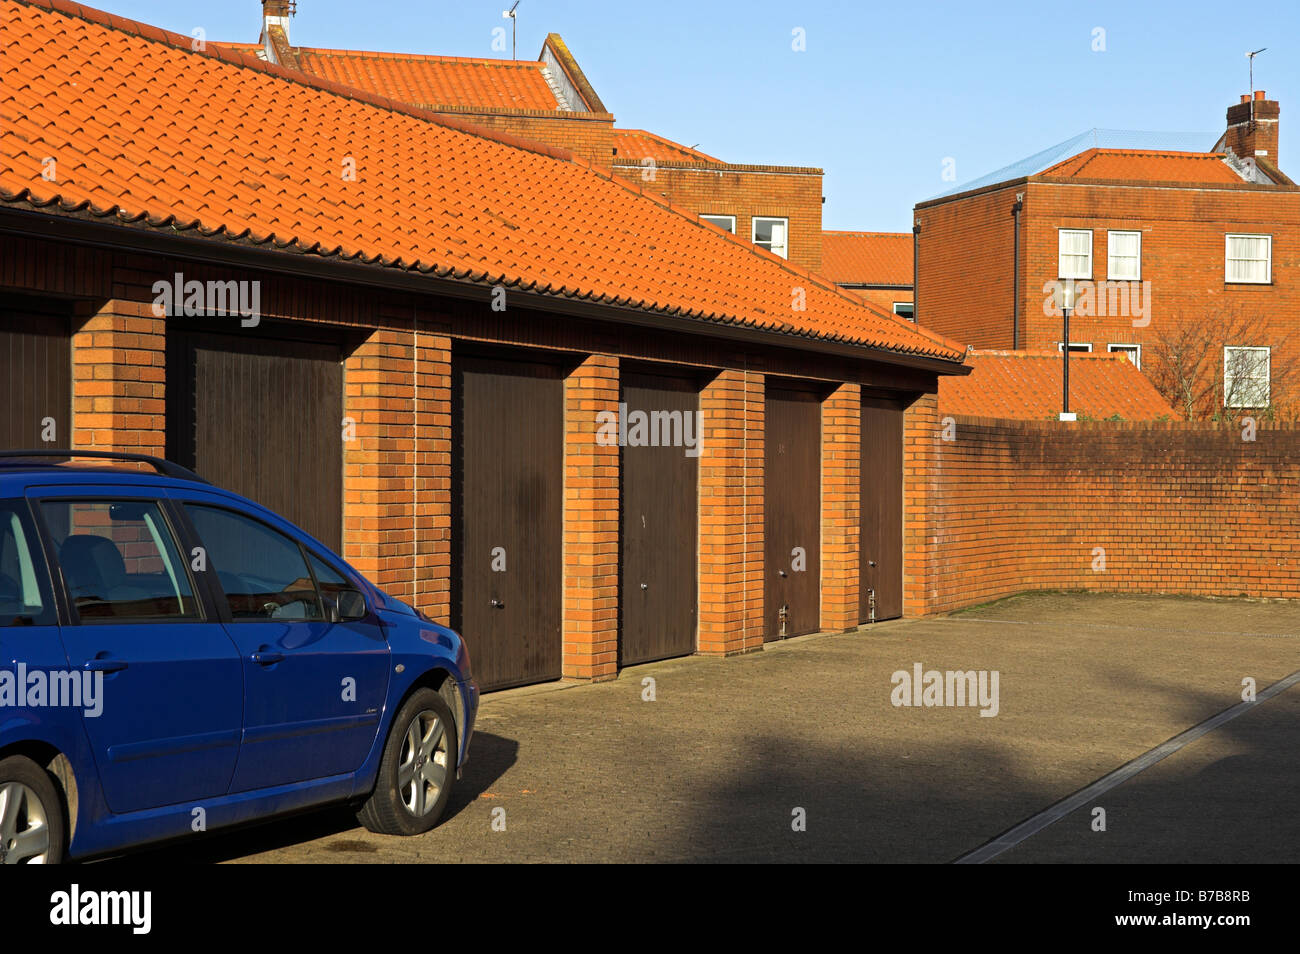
[1255,89,1267,101]
[1240,94,1251,104]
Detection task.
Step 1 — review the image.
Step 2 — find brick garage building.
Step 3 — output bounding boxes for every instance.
[0,0,968,691]
[914,96,1300,417]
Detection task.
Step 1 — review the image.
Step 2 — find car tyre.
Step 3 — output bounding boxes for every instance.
[0,755,66,864]
[357,689,457,836]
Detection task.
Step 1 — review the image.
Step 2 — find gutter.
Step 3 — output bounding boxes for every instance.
[0,206,970,376]
[1011,192,1023,349]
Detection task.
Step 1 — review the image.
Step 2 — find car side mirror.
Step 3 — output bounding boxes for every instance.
[330,588,368,623]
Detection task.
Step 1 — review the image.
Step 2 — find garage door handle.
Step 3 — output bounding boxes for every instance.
[778,570,788,578]
[640,583,648,591]
[869,560,877,567]
[250,651,285,666]
[83,658,128,674]
[490,599,505,609]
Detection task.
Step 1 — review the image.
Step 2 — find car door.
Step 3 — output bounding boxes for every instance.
[177,495,389,793]
[33,488,243,814]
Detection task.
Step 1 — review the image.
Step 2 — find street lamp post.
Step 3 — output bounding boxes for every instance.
[1060,278,1076,422]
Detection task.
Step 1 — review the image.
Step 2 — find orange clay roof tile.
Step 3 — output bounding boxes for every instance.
[0,0,964,363]
[820,231,913,286]
[938,350,1179,420]
[1037,148,1245,184]
[613,129,723,164]
[286,47,564,111]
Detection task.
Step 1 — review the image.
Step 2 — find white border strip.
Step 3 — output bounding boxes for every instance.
[953,668,1300,864]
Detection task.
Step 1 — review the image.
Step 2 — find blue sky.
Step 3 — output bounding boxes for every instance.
[105,1,1299,232]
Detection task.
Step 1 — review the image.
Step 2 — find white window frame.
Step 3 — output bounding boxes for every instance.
[1107,343,1141,369]
[892,302,915,320]
[1056,342,1094,353]
[700,214,736,234]
[1224,346,1271,408]
[1107,230,1142,281]
[1225,234,1272,284]
[752,216,789,259]
[1058,228,1093,279]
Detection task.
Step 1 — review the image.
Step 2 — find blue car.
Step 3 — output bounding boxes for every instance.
[0,450,477,863]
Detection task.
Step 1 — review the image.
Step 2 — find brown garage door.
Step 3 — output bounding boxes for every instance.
[0,308,71,451]
[453,353,564,691]
[167,326,344,550]
[620,369,699,665]
[861,398,904,622]
[764,384,822,641]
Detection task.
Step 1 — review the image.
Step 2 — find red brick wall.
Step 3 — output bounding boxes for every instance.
[426,107,616,171]
[614,162,825,273]
[697,368,766,655]
[848,287,913,315]
[72,300,167,455]
[562,354,620,681]
[918,415,1300,614]
[902,391,939,618]
[915,183,1021,349]
[820,383,861,631]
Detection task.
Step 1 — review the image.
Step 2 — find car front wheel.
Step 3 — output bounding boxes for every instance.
[0,755,66,864]
[357,689,457,836]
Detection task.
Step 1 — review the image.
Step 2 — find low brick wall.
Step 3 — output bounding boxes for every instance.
[920,415,1300,614]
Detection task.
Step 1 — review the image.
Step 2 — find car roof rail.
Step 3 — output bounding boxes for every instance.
[0,450,210,484]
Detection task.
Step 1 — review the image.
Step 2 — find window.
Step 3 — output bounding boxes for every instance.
[1058,229,1093,279]
[41,500,199,622]
[1224,346,1271,407]
[1107,231,1141,280]
[1056,342,1094,353]
[185,505,323,621]
[0,501,54,627]
[1226,234,1272,283]
[307,550,362,619]
[700,214,736,234]
[892,302,915,321]
[1108,343,1141,368]
[752,217,789,259]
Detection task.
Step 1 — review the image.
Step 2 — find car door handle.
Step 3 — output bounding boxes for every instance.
[250,652,285,666]
[83,659,128,674]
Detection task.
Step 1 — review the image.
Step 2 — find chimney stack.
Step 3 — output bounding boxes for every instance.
[260,1,295,65]
[1224,90,1280,163]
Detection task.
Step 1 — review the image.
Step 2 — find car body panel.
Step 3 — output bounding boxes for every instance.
[0,462,477,861]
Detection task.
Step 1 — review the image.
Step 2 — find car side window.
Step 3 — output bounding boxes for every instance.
[40,499,200,623]
[185,505,323,622]
[0,500,55,627]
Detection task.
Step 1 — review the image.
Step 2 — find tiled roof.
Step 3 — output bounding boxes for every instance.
[821,232,913,286]
[613,130,722,165]
[1038,148,1244,184]
[938,350,1178,420]
[0,0,965,365]
[284,48,564,111]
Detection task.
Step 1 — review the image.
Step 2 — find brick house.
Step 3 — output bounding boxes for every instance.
[226,2,829,273]
[821,231,915,319]
[914,93,1300,416]
[0,0,969,691]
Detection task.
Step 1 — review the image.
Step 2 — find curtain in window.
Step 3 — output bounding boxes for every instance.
[1058,230,1091,278]
[1108,231,1140,279]
[1227,236,1270,283]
